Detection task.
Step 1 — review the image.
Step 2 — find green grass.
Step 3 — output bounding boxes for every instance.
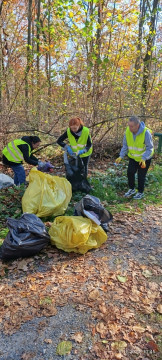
[64,162,162,217]
[86,162,162,214]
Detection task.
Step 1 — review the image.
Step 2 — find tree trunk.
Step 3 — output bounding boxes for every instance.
[25,0,32,120]
[36,0,40,127]
[47,0,51,121]
[141,0,159,115]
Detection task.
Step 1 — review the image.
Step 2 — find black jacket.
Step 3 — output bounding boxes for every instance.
[3,136,39,166]
[57,126,92,153]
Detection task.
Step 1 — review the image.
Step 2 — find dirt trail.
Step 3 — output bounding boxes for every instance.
[0,206,161,360]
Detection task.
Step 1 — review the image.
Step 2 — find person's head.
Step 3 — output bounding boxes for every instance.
[69,117,84,133]
[128,116,140,134]
[30,136,41,149]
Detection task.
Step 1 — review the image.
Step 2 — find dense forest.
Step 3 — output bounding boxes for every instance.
[0,0,161,150]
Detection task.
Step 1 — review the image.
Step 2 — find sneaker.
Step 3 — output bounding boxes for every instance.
[133,192,144,200]
[124,189,136,198]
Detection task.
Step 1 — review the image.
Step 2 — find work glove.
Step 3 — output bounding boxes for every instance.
[78,150,85,156]
[139,160,146,168]
[38,160,45,168]
[66,145,74,156]
[115,157,122,164]
[38,161,54,172]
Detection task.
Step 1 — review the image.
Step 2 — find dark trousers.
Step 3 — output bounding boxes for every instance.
[81,156,90,177]
[127,158,151,193]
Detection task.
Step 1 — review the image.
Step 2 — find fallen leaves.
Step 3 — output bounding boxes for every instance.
[156,304,162,314]
[44,338,53,344]
[96,322,109,338]
[56,340,72,356]
[0,205,161,360]
[88,288,100,300]
[17,259,28,272]
[146,340,159,352]
[116,275,127,283]
[111,340,127,352]
[71,332,83,343]
[142,269,153,278]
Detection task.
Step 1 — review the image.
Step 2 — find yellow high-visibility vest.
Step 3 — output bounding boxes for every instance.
[126,126,154,162]
[2,139,31,163]
[67,126,93,157]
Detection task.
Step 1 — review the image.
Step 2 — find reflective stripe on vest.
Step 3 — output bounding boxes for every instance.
[67,126,93,157]
[126,126,154,162]
[2,139,31,163]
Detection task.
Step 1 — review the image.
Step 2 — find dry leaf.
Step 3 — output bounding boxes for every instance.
[117,275,127,283]
[21,353,35,360]
[18,260,28,272]
[72,332,83,343]
[142,269,152,278]
[132,325,146,333]
[88,289,100,300]
[147,340,159,352]
[114,354,123,359]
[44,338,52,344]
[96,322,108,338]
[99,304,107,314]
[156,304,162,314]
[111,341,127,352]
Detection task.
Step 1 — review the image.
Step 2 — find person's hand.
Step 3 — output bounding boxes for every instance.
[78,150,85,156]
[115,157,122,164]
[67,146,74,155]
[139,160,146,168]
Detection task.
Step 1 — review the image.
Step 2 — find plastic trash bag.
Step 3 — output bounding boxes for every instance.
[64,151,91,193]
[0,173,14,189]
[74,195,113,233]
[0,213,50,260]
[49,216,107,254]
[22,168,72,217]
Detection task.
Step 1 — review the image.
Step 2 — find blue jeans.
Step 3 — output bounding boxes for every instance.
[10,164,26,185]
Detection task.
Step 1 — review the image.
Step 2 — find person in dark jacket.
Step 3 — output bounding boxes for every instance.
[2,135,43,185]
[57,117,93,177]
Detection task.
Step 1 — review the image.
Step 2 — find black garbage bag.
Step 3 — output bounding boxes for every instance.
[64,151,91,193]
[74,195,113,233]
[0,213,50,260]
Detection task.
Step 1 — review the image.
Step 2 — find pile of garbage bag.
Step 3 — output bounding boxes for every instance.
[74,195,113,233]
[22,168,72,217]
[49,215,107,254]
[0,213,50,260]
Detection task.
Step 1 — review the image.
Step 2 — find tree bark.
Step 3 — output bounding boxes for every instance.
[141,0,159,115]
[25,0,32,119]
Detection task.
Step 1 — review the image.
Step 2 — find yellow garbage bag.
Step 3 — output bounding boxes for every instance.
[22,168,72,217]
[49,216,107,254]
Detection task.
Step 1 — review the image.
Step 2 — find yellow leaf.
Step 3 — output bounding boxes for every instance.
[56,341,72,355]
[111,341,127,352]
[117,275,127,283]
[69,11,74,18]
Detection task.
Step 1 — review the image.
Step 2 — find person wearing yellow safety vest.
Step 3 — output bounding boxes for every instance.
[115,116,154,200]
[57,117,93,177]
[2,136,44,185]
